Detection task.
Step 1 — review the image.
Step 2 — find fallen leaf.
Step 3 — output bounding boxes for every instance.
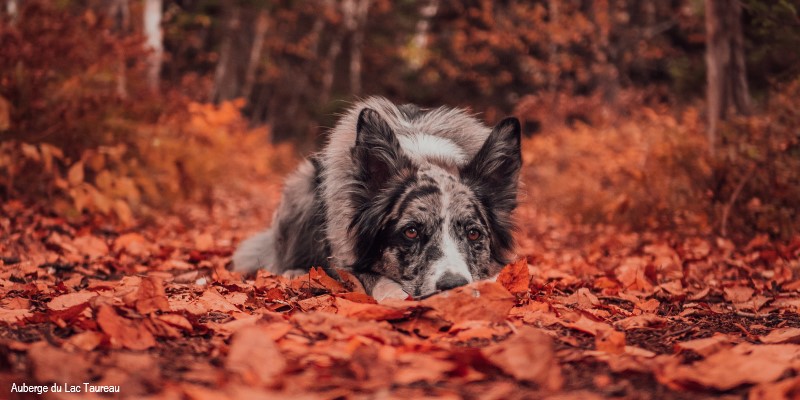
[96,305,156,350]
[394,352,455,385]
[497,258,531,294]
[72,235,109,259]
[135,276,170,314]
[337,292,377,304]
[635,298,661,313]
[292,312,404,344]
[0,308,32,323]
[614,314,668,330]
[422,281,515,324]
[482,326,563,390]
[658,343,800,390]
[724,286,755,303]
[67,161,84,186]
[199,288,240,313]
[114,232,149,256]
[450,320,508,341]
[168,293,209,315]
[564,288,600,308]
[310,267,345,292]
[624,346,657,357]
[28,342,91,383]
[562,316,613,336]
[615,257,654,293]
[1,297,30,309]
[96,352,161,396]
[297,294,337,313]
[336,269,367,294]
[64,331,104,351]
[333,296,409,321]
[595,328,626,354]
[47,291,98,311]
[156,314,194,332]
[674,334,736,357]
[734,294,770,312]
[681,238,711,260]
[759,327,800,344]
[225,325,286,385]
[289,267,347,294]
[750,376,800,400]
[194,232,214,251]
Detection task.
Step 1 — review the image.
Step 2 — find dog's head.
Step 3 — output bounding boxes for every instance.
[349,108,521,298]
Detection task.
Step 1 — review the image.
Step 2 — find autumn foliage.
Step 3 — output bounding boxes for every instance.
[3,0,800,398]
[3,192,800,398]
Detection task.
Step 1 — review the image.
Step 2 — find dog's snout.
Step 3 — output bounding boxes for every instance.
[435,272,469,291]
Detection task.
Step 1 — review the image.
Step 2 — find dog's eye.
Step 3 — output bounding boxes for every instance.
[403,227,419,240]
[467,228,481,241]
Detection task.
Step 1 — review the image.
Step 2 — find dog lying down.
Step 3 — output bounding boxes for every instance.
[233,97,521,301]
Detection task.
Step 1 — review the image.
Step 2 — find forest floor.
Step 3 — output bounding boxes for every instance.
[2,173,800,400]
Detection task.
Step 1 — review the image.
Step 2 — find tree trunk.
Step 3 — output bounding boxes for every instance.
[315,0,340,104]
[241,9,268,102]
[321,28,344,103]
[346,0,370,96]
[212,4,265,104]
[705,0,751,157]
[108,0,129,99]
[212,4,240,103]
[143,0,163,91]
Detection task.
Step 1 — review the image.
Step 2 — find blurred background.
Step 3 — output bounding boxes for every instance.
[1,0,799,242]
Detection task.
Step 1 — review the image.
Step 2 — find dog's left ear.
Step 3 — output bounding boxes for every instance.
[461,117,522,213]
[352,108,409,192]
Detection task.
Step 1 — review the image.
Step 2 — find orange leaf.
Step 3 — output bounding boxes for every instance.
[310,267,346,293]
[760,327,800,344]
[333,296,409,321]
[595,327,626,354]
[96,305,156,350]
[135,276,170,314]
[421,281,515,324]
[68,161,84,186]
[28,342,91,383]
[225,325,286,385]
[497,258,531,294]
[482,326,563,390]
[47,291,98,311]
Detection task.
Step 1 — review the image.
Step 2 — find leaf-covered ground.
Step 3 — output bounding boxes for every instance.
[2,181,800,400]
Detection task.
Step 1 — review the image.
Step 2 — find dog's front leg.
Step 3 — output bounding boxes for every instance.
[356,272,410,303]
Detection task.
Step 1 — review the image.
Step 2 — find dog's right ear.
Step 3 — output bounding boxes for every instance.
[353,108,408,191]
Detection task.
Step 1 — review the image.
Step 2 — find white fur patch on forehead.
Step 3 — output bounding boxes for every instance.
[397,134,467,165]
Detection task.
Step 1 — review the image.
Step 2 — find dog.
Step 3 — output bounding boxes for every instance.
[233,97,521,300]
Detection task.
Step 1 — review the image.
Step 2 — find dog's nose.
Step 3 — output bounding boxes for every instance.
[436,272,469,291]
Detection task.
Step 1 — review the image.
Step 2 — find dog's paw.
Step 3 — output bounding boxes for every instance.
[372,277,409,303]
[282,269,308,279]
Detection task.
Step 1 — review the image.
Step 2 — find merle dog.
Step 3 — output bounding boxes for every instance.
[233,97,521,300]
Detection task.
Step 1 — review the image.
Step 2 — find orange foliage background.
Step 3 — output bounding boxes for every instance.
[0,0,799,240]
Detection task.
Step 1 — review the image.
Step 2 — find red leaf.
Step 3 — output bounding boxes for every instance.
[497,258,531,294]
[422,281,515,324]
[135,276,170,314]
[482,326,563,390]
[96,305,156,350]
[225,325,286,385]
